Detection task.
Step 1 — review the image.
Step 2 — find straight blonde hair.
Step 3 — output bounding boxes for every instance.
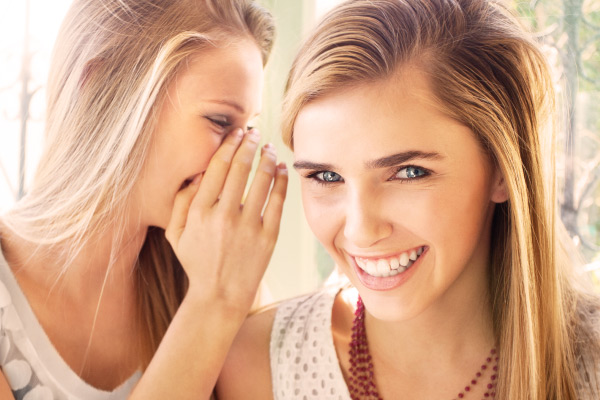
[281,0,600,398]
[3,0,274,368]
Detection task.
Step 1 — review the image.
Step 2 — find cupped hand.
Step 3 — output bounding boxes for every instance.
[165,128,288,313]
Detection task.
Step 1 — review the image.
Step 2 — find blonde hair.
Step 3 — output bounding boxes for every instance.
[3,0,274,367]
[282,0,600,398]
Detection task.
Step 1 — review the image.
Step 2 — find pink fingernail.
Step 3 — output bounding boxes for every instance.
[263,143,275,152]
[192,174,202,185]
[277,162,287,171]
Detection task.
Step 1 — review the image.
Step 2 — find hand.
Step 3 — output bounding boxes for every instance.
[165,128,288,313]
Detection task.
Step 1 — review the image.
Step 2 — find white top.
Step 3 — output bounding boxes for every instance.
[270,287,351,400]
[270,286,599,399]
[0,247,141,400]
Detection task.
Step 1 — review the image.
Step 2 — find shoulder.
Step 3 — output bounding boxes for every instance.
[216,303,278,400]
[216,288,339,400]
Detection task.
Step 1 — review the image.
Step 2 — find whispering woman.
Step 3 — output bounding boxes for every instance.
[217,0,600,398]
[0,0,287,399]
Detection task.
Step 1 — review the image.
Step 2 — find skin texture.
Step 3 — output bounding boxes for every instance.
[0,38,288,400]
[218,67,508,399]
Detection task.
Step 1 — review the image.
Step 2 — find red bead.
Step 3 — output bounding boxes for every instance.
[348,296,497,400]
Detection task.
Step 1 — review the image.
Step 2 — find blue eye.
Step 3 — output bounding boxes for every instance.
[307,170,343,184]
[395,166,428,180]
[317,171,342,182]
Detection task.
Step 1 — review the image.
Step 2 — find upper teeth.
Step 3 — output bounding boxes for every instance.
[355,246,425,278]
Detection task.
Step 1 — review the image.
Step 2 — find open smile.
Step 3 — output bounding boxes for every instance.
[351,246,428,291]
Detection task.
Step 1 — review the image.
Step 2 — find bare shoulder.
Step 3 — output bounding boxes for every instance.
[0,372,15,399]
[215,305,278,400]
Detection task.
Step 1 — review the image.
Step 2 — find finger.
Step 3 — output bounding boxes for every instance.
[194,128,245,208]
[262,163,288,235]
[165,175,202,245]
[242,143,277,220]
[218,129,263,211]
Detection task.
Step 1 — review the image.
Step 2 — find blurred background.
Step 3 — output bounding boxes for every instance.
[1,0,599,301]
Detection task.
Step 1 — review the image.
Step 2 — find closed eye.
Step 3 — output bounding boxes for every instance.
[206,116,232,132]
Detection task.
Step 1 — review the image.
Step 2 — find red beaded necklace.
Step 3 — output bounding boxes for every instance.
[348,296,498,400]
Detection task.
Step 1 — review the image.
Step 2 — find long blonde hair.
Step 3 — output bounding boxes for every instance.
[3,0,274,368]
[281,0,600,398]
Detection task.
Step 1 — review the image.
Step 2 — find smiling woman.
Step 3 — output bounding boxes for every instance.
[216,0,600,399]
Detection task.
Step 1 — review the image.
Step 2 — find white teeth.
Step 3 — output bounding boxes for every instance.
[366,260,377,275]
[399,252,409,267]
[355,247,425,278]
[376,259,388,274]
[409,250,417,261]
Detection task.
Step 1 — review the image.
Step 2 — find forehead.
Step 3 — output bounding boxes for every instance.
[168,38,264,112]
[291,68,488,172]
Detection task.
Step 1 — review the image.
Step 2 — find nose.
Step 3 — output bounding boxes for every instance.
[343,187,393,248]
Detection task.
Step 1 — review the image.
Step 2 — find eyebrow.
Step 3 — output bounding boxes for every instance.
[293,151,443,171]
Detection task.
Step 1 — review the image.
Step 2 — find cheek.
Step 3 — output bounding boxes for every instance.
[301,187,343,251]
[191,133,223,170]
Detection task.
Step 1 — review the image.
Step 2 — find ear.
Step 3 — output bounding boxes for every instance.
[490,167,509,203]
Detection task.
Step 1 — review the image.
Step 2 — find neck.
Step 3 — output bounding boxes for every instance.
[364,260,495,377]
[1,221,148,308]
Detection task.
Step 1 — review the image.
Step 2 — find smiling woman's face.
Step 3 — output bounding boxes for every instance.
[135,38,264,229]
[293,67,507,321]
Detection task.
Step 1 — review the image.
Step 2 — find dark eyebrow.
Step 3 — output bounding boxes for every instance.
[366,151,443,169]
[294,151,443,171]
[293,161,334,171]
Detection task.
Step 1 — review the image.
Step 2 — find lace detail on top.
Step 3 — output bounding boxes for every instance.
[270,287,350,400]
[0,248,141,400]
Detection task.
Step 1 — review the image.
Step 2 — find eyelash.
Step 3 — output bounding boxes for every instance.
[207,117,254,133]
[305,165,431,186]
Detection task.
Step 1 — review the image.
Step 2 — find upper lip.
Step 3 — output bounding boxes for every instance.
[347,245,426,261]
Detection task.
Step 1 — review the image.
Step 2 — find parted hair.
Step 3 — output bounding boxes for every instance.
[2,0,274,367]
[281,0,600,398]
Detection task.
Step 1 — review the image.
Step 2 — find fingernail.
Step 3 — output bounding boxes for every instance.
[192,174,202,185]
[234,128,244,139]
[277,162,287,171]
[263,143,276,153]
[247,128,261,142]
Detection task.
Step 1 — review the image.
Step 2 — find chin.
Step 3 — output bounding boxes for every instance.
[356,287,428,322]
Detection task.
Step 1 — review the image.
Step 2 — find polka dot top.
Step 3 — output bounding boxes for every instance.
[270,287,351,400]
[0,248,141,400]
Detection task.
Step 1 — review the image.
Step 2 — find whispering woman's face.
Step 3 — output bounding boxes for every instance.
[292,67,508,322]
[134,38,264,230]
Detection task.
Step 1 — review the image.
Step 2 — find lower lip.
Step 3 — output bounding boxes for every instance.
[353,249,426,291]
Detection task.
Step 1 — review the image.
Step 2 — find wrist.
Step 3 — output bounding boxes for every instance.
[182,285,250,321]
